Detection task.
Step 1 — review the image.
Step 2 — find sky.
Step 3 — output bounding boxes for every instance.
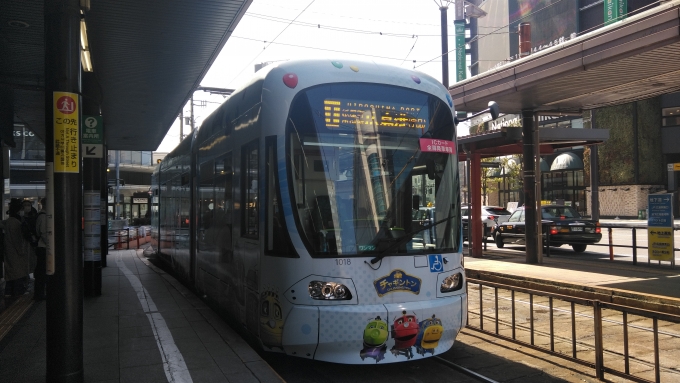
[156,0,464,153]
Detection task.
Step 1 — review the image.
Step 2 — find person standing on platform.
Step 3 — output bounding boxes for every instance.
[33,198,48,300]
[21,200,38,293]
[1,199,31,297]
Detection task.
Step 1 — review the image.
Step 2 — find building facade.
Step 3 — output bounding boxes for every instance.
[461,0,680,218]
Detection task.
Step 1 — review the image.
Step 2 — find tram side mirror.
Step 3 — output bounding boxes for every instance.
[412,195,421,210]
[426,159,436,180]
[454,101,500,125]
[488,101,499,121]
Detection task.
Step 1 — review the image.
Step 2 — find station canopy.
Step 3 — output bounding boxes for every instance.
[1,0,251,151]
[452,2,680,159]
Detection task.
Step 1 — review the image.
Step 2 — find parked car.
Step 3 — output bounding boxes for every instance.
[492,205,602,253]
[461,205,513,239]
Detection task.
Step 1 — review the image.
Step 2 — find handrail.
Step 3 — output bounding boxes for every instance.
[543,223,678,267]
[467,277,680,382]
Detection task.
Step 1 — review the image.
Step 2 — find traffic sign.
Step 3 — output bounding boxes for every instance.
[82,144,103,158]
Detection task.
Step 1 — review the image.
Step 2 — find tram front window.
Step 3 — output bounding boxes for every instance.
[287,83,460,257]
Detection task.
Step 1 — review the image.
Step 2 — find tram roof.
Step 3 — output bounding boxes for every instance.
[1,0,251,151]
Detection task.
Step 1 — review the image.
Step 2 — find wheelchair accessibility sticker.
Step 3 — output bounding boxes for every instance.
[428,254,443,272]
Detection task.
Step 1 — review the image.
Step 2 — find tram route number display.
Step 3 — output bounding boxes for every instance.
[323,99,428,131]
[53,91,80,173]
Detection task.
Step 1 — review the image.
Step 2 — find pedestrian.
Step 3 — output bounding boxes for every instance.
[33,198,48,300]
[1,199,32,297]
[21,200,38,292]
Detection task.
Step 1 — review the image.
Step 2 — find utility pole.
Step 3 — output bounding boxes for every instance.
[190,94,195,133]
[439,3,450,87]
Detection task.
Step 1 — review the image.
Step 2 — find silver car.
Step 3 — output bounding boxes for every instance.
[461,205,513,239]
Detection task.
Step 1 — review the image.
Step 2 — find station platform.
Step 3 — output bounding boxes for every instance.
[2,242,679,382]
[0,249,284,383]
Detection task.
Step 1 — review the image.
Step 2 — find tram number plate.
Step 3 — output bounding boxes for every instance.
[335,258,351,266]
[571,227,583,232]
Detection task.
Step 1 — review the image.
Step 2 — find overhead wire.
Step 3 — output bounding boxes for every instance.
[414,0,572,69]
[226,0,317,86]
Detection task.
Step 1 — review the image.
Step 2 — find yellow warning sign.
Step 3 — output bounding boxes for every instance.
[648,227,674,262]
[53,91,79,173]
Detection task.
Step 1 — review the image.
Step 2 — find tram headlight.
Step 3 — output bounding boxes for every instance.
[308,281,352,300]
[309,281,324,298]
[440,273,463,293]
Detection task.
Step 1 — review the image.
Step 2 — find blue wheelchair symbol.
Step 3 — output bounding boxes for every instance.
[428,254,443,273]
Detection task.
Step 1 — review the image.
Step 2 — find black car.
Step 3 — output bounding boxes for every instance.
[492,205,602,253]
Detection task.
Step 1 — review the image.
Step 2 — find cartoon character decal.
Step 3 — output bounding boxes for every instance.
[259,291,283,349]
[360,316,388,362]
[415,314,444,356]
[390,310,419,359]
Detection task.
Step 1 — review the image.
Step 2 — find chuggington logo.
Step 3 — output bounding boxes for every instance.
[373,269,421,297]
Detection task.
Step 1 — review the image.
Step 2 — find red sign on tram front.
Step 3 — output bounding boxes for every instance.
[419,138,456,154]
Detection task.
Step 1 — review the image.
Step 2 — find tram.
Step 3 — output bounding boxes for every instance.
[151,59,467,364]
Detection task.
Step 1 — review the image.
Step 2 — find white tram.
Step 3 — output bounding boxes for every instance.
[151,59,467,364]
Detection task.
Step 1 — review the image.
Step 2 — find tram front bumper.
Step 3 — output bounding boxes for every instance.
[281,294,466,364]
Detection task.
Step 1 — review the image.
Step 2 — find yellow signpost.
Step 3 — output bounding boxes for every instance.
[648,227,674,262]
[53,91,79,173]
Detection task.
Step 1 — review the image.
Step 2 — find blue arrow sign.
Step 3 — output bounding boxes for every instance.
[648,194,673,227]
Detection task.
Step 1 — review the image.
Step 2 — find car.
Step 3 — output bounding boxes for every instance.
[461,205,513,240]
[492,205,602,253]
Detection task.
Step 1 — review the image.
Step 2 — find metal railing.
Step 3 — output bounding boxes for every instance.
[108,228,130,249]
[466,278,680,383]
[108,228,149,250]
[543,224,679,267]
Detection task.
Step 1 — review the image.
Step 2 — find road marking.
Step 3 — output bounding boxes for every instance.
[116,252,193,383]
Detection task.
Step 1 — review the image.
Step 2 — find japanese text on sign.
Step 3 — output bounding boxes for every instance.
[82,116,103,144]
[647,193,674,262]
[420,138,456,154]
[53,92,79,173]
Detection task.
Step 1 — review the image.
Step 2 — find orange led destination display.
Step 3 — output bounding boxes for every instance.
[324,99,427,130]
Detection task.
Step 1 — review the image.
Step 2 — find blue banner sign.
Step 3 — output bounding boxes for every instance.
[648,194,673,227]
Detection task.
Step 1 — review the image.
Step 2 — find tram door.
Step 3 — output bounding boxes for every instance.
[131,193,150,224]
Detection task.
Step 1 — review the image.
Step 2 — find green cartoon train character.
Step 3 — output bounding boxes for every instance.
[360,316,389,362]
[259,291,284,349]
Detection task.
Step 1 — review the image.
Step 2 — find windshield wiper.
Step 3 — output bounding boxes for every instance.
[369,214,456,264]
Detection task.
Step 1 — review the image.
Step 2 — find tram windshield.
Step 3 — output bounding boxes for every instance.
[287,83,460,257]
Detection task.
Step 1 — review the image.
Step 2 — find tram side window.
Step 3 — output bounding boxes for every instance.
[198,159,215,250]
[242,140,259,239]
[265,137,293,256]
